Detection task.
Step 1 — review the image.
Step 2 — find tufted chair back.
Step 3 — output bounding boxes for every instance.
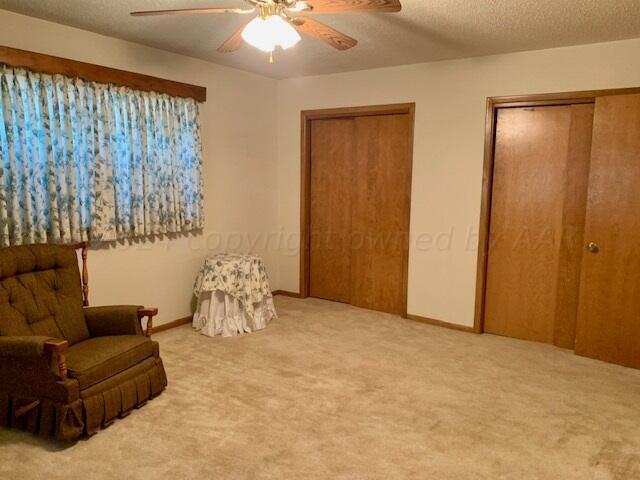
[0,244,89,345]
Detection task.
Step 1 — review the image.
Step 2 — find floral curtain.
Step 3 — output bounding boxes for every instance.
[0,64,203,247]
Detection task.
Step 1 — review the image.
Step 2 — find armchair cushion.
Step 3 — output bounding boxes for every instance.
[84,306,142,337]
[65,336,155,390]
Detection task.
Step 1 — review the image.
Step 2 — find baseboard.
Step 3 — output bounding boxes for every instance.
[406,314,476,333]
[152,316,192,334]
[270,292,474,334]
[151,311,472,335]
[272,290,303,298]
[151,292,303,335]
[156,291,471,336]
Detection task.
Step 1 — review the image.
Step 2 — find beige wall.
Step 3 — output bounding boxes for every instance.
[276,38,640,327]
[4,8,640,329]
[0,10,280,325]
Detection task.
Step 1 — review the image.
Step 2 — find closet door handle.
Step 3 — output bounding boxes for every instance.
[587,242,600,254]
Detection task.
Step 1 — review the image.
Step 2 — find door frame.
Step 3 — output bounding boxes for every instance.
[473,86,640,334]
[299,103,416,316]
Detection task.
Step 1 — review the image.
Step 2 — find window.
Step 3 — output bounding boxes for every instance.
[0,65,203,246]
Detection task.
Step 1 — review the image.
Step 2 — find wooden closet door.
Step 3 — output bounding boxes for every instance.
[309,118,354,303]
[553,104,594,348]
[350,114,412,315]
[575,94,640,369]
[484,105,593,344]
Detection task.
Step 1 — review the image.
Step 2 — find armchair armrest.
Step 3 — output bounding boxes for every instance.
[0,336,77,416]
[0,336,54,357]
[137,308,159,337]
[84,305,143,336]
[43,338,69,381]
[0,336,68,381]
[84,305,159,337]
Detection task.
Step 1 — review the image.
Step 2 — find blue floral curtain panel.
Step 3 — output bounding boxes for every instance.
[0,65,203,247]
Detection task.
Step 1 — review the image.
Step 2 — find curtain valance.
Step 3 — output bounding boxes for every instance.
[0,64,203,247]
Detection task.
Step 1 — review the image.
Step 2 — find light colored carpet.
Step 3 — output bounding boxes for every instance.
[1,296,640,479]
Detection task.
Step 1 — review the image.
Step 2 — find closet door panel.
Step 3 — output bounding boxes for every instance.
[309,118,354,303]
[350,114,412,315]
[553,104,594,348]
[485,106,579,343]
[575,94,640,368]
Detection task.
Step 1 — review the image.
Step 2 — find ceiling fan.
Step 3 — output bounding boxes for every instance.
[131,0,402,62]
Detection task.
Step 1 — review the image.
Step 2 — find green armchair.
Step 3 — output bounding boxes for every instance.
[0,243,167,441]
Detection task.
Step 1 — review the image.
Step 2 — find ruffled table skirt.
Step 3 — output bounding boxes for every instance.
[192,290,277,337]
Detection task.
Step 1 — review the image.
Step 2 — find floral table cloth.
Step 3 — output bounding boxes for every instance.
[192,254,277,337]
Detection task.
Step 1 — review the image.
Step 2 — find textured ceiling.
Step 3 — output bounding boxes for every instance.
[1,0,640,79]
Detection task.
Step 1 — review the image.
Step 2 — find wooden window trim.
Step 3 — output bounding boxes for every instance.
[474,86,640,334]
[0,45,206,102]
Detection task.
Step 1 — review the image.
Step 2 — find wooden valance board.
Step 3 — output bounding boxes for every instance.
[0,45,207,102]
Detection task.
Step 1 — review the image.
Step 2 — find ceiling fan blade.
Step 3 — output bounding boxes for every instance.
[131,7,254,16]
[304,0,401,13]
[217,22,250,53]
[294,17,357,50]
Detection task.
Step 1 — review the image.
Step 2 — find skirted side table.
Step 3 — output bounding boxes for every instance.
[192,253,277,337]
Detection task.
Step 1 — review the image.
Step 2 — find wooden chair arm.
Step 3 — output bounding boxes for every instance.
[43,339,69,381]
[10,339,68,419]
[137,307,159,337]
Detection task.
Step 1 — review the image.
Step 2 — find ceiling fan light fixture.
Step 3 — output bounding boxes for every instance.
[241,15,301,53]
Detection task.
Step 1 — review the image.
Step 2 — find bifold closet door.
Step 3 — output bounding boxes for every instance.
[575,94,640,369]
[484,104,594,345]
[308,113,412,314]
[309,118,354,303]
[350,114,412,315]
